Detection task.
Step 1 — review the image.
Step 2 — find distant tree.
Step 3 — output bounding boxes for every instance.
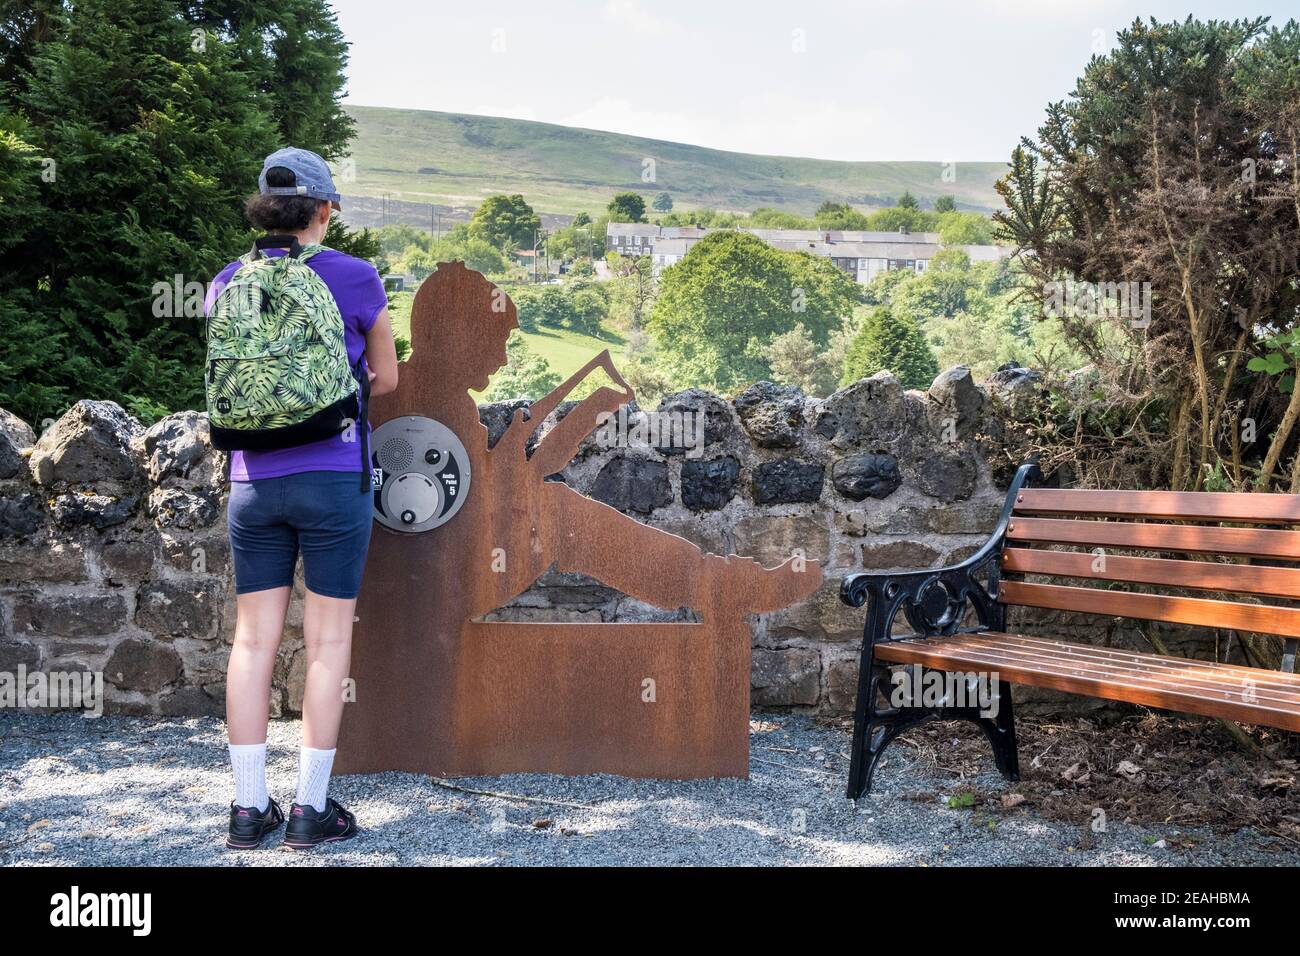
[606,252,656,331]
[814,201,871,230]
[889,247,976,320]
[622,359,675,407]
[484,331,562,401]
[841,305,938,389]
[652,191,673,212]
[376,223,431,258]
[568,283,608,336]
[542,228,575,263]
[762,323,840,396]
[398,235,506,279]
[547,219,604,263]
[933,195,957,212]
[937,211,994,244]
[512,281,607,335]
[469,193,540,251]
[572,211,592,226]
[454,238,509,274]
[866,205,935,233]
[648,231,859,391]
[607,191,646,223]
[749,207,816,229]
[513,285,573,330]
[897,191,918,209]
[656,208,741,228]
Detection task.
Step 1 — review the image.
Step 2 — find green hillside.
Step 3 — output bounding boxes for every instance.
[342,105,1007,219]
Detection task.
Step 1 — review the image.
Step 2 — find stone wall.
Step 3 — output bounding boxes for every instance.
[0,364,1067,717]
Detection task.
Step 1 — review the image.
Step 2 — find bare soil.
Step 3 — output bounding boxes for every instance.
[822,711,1300,851]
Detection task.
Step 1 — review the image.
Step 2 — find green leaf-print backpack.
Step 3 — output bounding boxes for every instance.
[206,235,369,488]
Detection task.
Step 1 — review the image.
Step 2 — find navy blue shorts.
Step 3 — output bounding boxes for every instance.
[228,471,374,599]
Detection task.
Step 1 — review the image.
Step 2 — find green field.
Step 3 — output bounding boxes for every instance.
[343,105,1008,218]
[387,290,628,391]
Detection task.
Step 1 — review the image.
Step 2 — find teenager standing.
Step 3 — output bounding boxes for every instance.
[203,148,397,849]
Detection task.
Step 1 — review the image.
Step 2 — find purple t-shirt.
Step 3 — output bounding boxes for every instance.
[204,247,387,481]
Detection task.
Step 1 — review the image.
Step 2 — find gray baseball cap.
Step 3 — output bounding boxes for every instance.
[258,147,342,210]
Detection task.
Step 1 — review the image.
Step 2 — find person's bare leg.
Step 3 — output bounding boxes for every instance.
[226,587,292,744]
[290,590,356,816]
[300,590,357,749]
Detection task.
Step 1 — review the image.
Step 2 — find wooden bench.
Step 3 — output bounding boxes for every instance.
[837,462,1300,799]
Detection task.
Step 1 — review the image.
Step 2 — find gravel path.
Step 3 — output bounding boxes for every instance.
[1,712,1294,866]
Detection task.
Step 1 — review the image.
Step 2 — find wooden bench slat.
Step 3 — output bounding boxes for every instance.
[875,633,1300,731]
[1015,488,1300,524]
[999,580,1300,638]
[905,633,1300,704]
[1001,547,1300,600]
[941,630,1300,693]
[1006,516,1300,560]
[840,466,1300,801]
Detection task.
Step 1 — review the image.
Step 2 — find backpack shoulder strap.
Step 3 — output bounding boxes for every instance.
[297,243,330,265]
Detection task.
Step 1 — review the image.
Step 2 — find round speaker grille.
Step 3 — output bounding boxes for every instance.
[378,437,414,472]
[371,416,471,533]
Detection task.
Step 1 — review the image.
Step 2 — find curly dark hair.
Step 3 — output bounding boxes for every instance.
[244,165,326,232]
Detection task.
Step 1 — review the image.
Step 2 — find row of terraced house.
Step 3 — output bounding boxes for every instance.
[605,222,1010,283]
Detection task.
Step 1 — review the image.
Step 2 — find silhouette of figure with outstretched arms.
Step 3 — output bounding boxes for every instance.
[336,261,820,779]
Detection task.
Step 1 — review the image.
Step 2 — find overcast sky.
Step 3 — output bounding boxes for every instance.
[331,1,1296,162]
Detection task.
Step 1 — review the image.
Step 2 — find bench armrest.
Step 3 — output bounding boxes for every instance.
[838,462,1041,640]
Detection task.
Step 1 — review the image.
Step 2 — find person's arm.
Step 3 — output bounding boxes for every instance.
[364,307,399,397]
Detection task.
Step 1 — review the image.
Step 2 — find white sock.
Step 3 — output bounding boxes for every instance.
[295,746,336,812]
[228,743,269,812]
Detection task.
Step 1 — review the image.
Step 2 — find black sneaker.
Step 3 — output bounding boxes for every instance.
[283,798,358,849]
[226,799,284,850]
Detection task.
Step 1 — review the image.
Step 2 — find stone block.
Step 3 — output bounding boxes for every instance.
[752,459,824,504]
[767,579,864,643]
[148,487,219,529]
[680,456,739,511]
[859,539,942,569]
[105,638,182,693]
[99,534,155,584]
[0,540,86,585]
[831,452,901,500]
[29,400,143,486]
[733,381,806,448]
[11,592,127,638]
[51,492,139,530]
[0,493,46,539]
[733,513,830,567]
[587,455,671,514]
[135,578,220,640]
[752,647,821,706]
[824,655,860,714]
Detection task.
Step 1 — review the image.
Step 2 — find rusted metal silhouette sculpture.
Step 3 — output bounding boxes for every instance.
[336,261,820,778]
